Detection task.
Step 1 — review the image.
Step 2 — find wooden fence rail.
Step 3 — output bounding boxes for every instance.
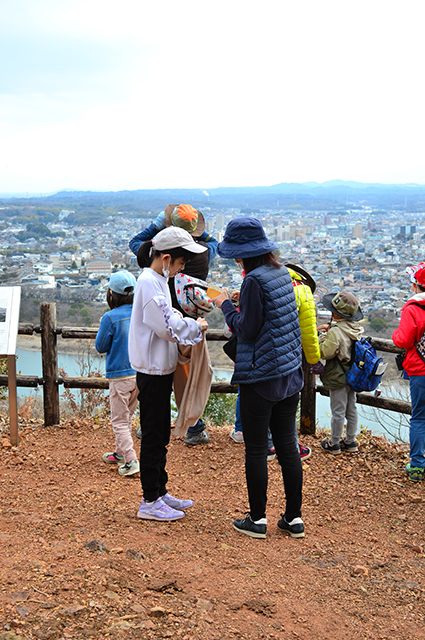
[0,303,411,430]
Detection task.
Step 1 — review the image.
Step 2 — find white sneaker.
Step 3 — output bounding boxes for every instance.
[229,428,244,443]
[118,459,140,476]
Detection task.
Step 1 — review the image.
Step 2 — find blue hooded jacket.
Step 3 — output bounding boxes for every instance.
[95,304,136,379]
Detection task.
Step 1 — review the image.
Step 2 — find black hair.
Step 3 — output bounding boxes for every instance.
[137,240,194,269]
[417,283,425,293]
[106,289,134,310]
[242,252,282,274]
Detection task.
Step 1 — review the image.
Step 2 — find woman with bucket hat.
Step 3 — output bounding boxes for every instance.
[393,263,425,482]
[213,217,305,540]
[318,291,364,455]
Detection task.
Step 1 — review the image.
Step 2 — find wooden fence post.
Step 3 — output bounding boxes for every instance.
[40,303,60,426]
[300,353,316,435]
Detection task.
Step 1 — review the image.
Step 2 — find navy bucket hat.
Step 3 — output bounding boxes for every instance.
[218,217,278,259]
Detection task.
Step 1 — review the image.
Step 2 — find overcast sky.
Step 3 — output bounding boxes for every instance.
[1,0,424,194]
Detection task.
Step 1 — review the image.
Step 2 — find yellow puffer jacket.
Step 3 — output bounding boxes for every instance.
[287,267,320,365]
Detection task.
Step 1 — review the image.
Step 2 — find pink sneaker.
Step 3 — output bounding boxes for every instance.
[102,452,124,464]
[229,428,244,443]
[137,497,185,521]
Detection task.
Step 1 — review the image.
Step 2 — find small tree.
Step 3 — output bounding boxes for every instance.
[370,317,388,333]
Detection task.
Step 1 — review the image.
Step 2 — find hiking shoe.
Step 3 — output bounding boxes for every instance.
[267,447,276,461]
[184,430,210,446]
[118,459,140,476]
[229,428,244,443]
[102,452,125,464]
[405,464,424,483]
[162,493,194,510]
[340,439,359,453]
[137,497,185,521]
[136,426,142,439]
[277,516,305,538]
[233,515,267,539]
[299,445,312,460]
[320,439,341,455]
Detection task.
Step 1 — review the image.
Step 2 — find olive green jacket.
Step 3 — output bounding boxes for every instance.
[319,319,364,389]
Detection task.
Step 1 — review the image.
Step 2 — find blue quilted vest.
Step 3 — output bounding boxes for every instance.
[231,265,302,385]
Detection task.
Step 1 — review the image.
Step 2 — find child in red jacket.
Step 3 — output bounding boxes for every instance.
[393,262,425,482]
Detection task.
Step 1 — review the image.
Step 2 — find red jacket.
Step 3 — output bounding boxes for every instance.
[392,295,425,376]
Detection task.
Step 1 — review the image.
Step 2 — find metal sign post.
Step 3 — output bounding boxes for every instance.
[0,287,21,446]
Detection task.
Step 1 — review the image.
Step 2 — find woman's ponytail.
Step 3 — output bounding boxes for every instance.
[137,241,153,269]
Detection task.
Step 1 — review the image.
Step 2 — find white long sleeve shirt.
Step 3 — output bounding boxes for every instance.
[129,268,202,375]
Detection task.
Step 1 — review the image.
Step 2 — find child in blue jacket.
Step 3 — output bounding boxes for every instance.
[95,271,139,477]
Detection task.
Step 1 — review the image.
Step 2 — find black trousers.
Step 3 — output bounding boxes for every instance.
[137,372,174,502]
[239,385,302,522]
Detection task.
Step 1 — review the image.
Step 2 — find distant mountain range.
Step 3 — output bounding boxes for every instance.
[2,180,425,212]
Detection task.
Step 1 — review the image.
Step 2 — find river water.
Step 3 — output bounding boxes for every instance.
[12,349,410,443]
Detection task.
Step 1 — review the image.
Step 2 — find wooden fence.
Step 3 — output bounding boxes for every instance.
[0,302,411,431]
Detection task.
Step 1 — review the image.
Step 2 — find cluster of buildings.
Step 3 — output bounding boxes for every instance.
[1,205,424,318]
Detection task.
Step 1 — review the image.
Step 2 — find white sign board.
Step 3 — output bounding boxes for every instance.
[0,286,21,356]
[0,286,21,446]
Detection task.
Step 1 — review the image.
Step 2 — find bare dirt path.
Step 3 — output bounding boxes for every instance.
[1,418,425,640]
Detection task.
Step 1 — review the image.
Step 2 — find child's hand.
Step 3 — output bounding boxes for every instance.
[213,289,228,309]
[231,291,240,303]
[197,318,208,331]
[317,323,330,332]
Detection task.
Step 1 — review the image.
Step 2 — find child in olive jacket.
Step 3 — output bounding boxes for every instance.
[318,291,364,455]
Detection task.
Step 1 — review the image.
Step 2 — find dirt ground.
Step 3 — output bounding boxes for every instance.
[1,416,425,640]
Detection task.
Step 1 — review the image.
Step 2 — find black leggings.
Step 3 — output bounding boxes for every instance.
[239,385,302,522]
[137,372,174,502]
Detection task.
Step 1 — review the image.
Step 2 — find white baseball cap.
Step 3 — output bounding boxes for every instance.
[152,227,207,254]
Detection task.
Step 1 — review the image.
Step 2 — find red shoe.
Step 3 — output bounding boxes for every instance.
[267,447,276,461]
[299,445,312,460]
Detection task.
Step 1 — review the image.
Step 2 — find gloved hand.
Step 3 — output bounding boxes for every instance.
[153,211,166,230]
[311,361,325,375]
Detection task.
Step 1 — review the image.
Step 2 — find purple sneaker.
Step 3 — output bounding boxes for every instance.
[162,493,194,510]
[137,497,185,521]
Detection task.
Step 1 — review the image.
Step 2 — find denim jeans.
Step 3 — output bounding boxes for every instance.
[409,375,425,469]
[234,389,242,432]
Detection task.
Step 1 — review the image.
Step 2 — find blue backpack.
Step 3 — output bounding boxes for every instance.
[342,338,387,392]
